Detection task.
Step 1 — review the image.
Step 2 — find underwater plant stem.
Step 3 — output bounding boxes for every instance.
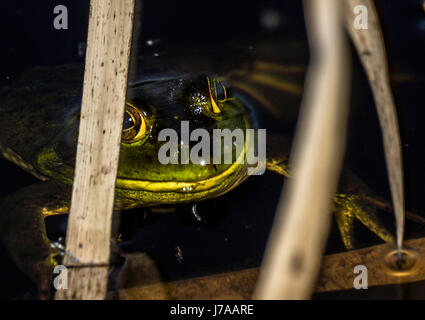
[254,0,350,299]
[344,0,405,256]
[55,0,135,300]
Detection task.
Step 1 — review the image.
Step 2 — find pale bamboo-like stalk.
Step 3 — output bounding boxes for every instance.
[55,0,135,300]
[344,0,405,254]
[254,0,350,299]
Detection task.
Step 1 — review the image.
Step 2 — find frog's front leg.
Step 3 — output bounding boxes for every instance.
[266,142,396,249]
[0,181,71,299]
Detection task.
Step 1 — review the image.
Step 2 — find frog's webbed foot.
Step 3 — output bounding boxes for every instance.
[267,162,406,249]
[0,182,71,299]
[333,194,395,250]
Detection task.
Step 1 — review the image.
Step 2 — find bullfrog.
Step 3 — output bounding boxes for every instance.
[0,44,398,298]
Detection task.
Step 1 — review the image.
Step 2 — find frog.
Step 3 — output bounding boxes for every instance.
[0,46,399,298]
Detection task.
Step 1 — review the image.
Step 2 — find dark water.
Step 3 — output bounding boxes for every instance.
[0,0,425,299]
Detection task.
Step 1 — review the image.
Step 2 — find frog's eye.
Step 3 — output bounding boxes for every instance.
[207,77,227,114]
[122,102,149,143]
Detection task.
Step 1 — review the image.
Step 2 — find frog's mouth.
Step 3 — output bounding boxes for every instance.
[115,130,250,194]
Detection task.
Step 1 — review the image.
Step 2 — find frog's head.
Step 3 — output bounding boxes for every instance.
[36,72,256,207]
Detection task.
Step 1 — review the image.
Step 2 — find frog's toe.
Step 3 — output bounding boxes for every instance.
[266,158,290,177]
[333,194,395,249]
[333,203,355,249]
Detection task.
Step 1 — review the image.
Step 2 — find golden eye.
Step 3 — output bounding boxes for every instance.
[207,77,227,114]
[122,102,149,143]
